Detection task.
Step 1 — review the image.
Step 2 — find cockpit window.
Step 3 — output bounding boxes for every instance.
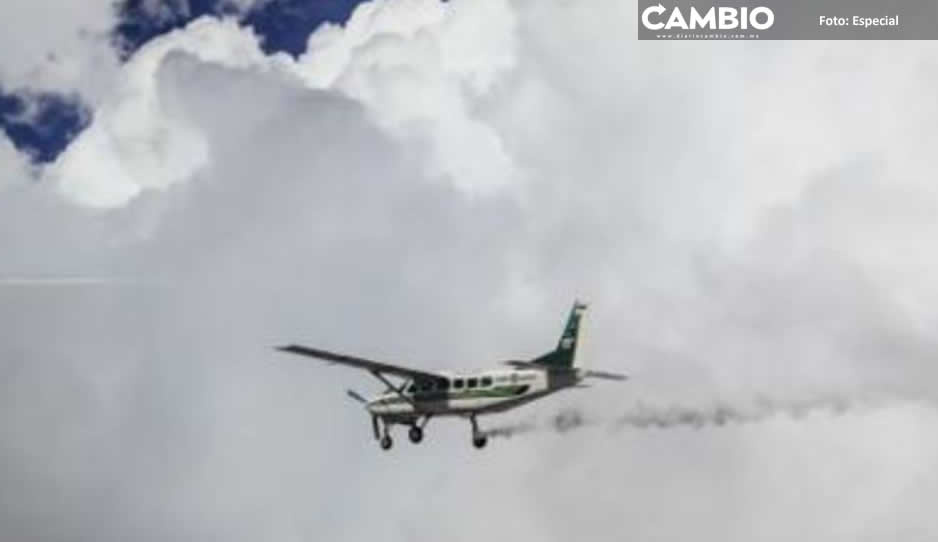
[407,383,417,394]
[419,380,434,392]
[439,379,450,391]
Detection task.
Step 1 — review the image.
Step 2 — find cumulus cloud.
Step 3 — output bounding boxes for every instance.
[46,0,522,206]
[0,1,119,97]
[48,17,289,207]
[297,0,521,193]
[0,133,31,188]
[3,1,938,541]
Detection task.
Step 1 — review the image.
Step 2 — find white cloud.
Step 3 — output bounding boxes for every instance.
[3,1,938,541]
[0,0,119,97]
[298,0,522,193]
[48,0,522,206]
[49,17,293,207]
[0,133,31,189]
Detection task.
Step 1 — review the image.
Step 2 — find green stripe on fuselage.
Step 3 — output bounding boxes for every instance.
[377,384,530,406]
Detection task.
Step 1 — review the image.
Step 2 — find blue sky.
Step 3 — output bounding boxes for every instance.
[0,0,363,166]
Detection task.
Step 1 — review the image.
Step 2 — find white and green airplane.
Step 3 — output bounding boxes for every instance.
[276,301,626,450]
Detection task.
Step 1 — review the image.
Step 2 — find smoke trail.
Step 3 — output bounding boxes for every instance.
[550,408,592,432]
[485,408,594,438]
[484,420,537,439]
[485,394,889,439]
[614,395,858,430]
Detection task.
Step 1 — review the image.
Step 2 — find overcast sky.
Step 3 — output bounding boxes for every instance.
[2,1,938,541]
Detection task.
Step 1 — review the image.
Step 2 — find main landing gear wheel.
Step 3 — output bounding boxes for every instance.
[380,434,393,450]
[469,414,488,450]
[408,425,423,444]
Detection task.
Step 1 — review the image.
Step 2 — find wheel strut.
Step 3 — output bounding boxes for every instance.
[378,418,393,451]
[470,414,488,449]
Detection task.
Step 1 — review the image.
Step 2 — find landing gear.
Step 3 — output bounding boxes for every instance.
[380,434,393,450]
[375,416,393,451]
[407,415,431,444]
[470,414,488,450]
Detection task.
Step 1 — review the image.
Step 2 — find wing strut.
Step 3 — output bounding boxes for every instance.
[370,370,415,406]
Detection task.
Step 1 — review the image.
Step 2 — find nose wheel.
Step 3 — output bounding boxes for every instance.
[470,414,488,449]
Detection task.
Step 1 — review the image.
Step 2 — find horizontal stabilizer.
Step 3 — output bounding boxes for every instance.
[582,370,628,381]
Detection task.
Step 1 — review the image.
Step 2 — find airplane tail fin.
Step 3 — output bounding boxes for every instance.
[531,300,588,369]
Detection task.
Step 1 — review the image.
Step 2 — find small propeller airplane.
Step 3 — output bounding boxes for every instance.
[276,301,626,450]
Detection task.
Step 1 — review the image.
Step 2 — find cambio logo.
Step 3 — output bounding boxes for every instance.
[642,3,775,31]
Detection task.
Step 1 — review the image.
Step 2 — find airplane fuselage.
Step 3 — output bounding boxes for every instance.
[366,368,581,423]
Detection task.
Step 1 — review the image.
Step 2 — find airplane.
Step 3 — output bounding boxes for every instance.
[276,300,626,450]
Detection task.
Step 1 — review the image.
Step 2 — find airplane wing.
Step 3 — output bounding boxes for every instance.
[275,344,444,382]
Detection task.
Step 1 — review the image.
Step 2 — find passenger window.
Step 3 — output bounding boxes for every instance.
[467,378,478,389]
[481,376,493,387]
[420,381,433,392]
[453,379,464,389]
[439,379,450,391]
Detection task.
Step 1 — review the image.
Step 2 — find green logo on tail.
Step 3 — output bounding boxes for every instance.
[532,301,587,369]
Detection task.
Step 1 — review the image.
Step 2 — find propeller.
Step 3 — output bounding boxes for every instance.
[346,389,368,404]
